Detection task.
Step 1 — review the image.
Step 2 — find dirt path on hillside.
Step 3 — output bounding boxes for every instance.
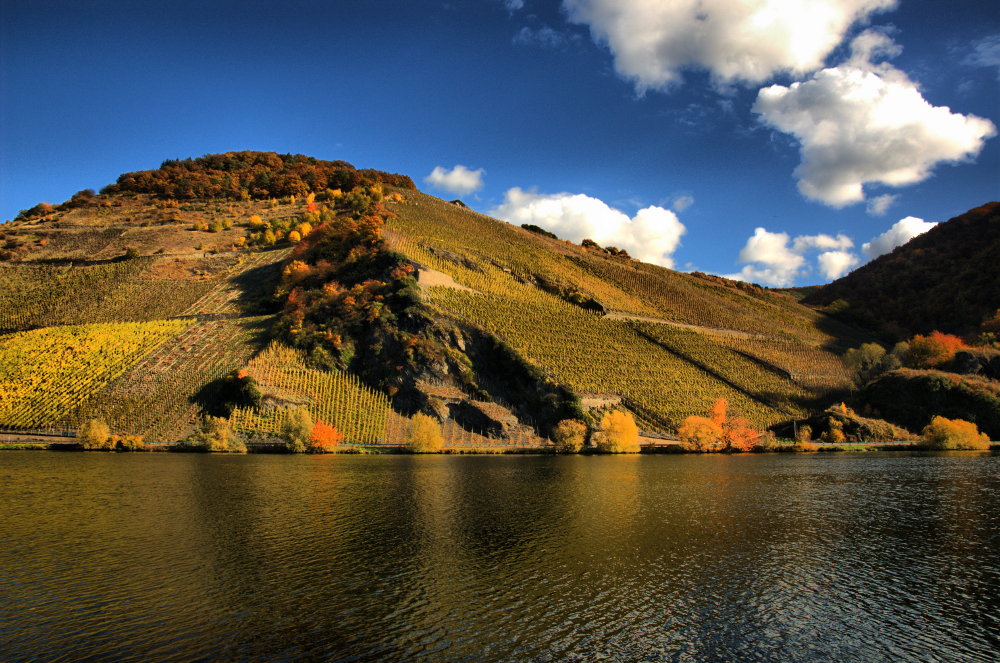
[416,268,478,292]
[602,311,772,339]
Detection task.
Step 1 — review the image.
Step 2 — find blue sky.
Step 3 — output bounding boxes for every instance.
[1,0,997,286]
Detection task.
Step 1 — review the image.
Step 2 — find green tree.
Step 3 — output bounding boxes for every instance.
[598,410,640,453]
[282,408,314,453]
[407,413,444,453]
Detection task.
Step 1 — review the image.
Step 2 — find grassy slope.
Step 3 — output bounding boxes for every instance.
[383,190,866,430]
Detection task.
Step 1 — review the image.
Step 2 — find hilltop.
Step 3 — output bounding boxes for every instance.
[801,202,1000,341]
[0,151,907,447]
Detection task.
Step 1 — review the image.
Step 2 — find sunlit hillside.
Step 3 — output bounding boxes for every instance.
[0,152,878,443]
[383,190,865,430]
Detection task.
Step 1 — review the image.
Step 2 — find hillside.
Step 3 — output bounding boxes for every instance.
[0,151,878,445]
[802,202,1000,341]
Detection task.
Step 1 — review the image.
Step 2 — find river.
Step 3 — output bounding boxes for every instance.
[1,451,997,661]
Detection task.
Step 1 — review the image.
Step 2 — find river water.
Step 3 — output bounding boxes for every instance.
[1,452,998,662]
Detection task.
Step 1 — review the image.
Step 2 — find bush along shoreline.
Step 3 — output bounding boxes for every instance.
[3,407,996,454]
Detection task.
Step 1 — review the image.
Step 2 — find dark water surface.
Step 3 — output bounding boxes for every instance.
[1,452,998,662]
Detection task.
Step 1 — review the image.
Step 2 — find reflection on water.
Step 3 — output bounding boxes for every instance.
[1,452,998,661]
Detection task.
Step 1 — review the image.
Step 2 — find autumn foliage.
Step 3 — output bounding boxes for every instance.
[678,398,759,452]
[100,151,415,201]
[598,410,639,453]
[906,331,966,369]
[309,419,343,452]
[922,416,990,450]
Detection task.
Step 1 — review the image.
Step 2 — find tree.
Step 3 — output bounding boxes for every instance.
[309,420,343,453]
[407,413,443,453]
[552,419,587,453]
[282,408,314,453]
[922,416,990,450]
[907,331,965,369]
[678,416,721,452]
[598,410,640,453]
[189,416,242,452]
[843,343,887,385]
[79,418,110,449]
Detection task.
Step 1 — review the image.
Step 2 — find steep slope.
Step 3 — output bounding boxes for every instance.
[802,202,1000,340]
[0,152,873,442]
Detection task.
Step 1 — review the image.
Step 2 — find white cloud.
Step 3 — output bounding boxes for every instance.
[424,165,485,196]
[792,233,854,252]
[861,215,937,259]
[817,250,859,279]
[489,187,686,267]
[513,26,578,49]
[725,228,805,286]
[866,193,898,216]
[671,195,694,212]
[753,31,997,207]
[965,34,1000,78]
[562,0,897,92]
[725,227,860,286]
[503,0,525,10]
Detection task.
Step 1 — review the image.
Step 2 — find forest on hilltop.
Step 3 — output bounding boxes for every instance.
[803,202,1000,341]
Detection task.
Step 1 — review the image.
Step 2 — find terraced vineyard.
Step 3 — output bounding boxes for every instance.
[0,258,216,331]
[72,317,270,441]
[0,320,191,429]
[425,282,792,429]
[230,342,391,444]
[385,189,864,431]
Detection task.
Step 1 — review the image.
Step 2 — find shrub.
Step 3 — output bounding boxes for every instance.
[282,408,314,453]
[113,434,146,451]
[795,424,813,442]
[922,416,990,450]
[821,417,846,444]
[678,415,721,452]
[288,230,301,243]
[124,246,141,260]
[407,413,444,453]
[552,419,587,453]
[598,410,640,453]
[309,420,343,453]
[189,416,243,452]
[79,418,111,449]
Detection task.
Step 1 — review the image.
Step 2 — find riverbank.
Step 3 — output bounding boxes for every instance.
[4,439,997,453]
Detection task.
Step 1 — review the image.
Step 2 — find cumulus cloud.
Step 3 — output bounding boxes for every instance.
[861,215,937,259]
[424,165,485,196]
[754,31,997,207]
[866,193,898,216]
[725,228,859,286]
[817,250,859,279]
[563,0,896,92]
[490,187,686,267]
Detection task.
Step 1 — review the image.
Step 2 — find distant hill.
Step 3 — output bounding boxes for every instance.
[0,151,884,445]
[802,202,1000,341]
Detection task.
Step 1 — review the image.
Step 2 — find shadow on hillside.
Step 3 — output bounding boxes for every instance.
[233,260,285,315]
